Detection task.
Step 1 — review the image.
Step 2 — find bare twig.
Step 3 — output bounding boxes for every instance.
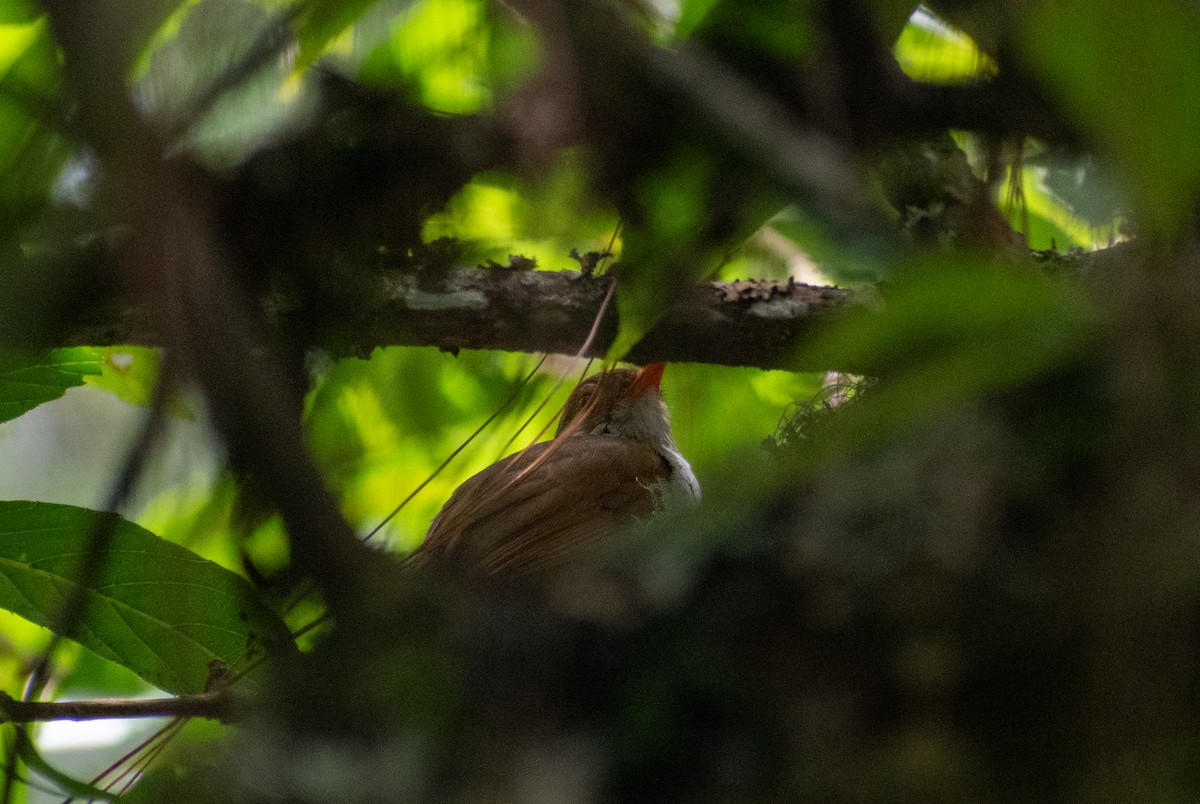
[0,691,239,725]
[362,354,552,545]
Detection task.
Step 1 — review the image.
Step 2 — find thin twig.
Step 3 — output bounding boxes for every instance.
[360,354,551,545]
[63,717,187,804]
[112,719,179,797]
[494,222,621,459]
[0,691,239,725]
[88,718,182,786]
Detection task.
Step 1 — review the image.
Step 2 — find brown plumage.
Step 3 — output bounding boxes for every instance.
[408,365,698,579]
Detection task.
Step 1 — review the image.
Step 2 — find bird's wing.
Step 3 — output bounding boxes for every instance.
[409,435,669,578]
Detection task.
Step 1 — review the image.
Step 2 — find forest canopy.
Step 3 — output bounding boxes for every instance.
[0,0,1198,801]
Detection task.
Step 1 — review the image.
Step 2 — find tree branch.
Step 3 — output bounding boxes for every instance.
[58,268,864,371]
[358,269,866,370]
[42,240,1130,372]
[0,690,240,725]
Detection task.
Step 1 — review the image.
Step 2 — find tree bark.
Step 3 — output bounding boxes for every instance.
[60,268,865,371]
[302,268,867,371]
[46,241,1130,372]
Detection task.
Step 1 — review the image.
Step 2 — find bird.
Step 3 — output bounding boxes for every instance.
[407,363,699,580]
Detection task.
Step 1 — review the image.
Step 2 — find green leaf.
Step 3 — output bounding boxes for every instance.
[0,15,43,77]
[804,257,1098,437]
[0,0,42,24]
[691,0,815,62]
[676,0,721,39]
[292,0,379,68]
[82,345,198,419]
[364,0,491,113]
[139,0,317,168]
[893,7,997,84]
[610,150,723,360]
[82,346,160,407]
[1020,0,1200,229]
[0,501,294,695]
[0,347,102,424]
[0,14,69,229]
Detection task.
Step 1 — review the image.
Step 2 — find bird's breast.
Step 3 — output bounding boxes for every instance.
[658,445,701,506]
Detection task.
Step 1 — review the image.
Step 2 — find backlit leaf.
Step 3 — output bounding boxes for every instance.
[0,347,101,424]
[0,501,293,695]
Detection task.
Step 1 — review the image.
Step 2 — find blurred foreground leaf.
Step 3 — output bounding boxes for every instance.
[894,6,997,83]
[0,501,293,695]
[805,258,1098,439]
[1021,0,1200,228]
[0,347,101,424]
[292,0,380,68]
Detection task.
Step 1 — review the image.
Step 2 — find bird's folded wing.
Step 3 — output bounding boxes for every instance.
[411,435,669,577]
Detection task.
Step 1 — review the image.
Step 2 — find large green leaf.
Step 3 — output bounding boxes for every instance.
[0,501,293,695]
[803,256,1099,441]
[1020,0,1200,229]
[0,347,102,424]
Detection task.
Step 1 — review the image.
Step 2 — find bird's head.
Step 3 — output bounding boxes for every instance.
[556,363,673,446]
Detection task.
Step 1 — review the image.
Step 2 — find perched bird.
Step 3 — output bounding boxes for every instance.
[408,363,699,579]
